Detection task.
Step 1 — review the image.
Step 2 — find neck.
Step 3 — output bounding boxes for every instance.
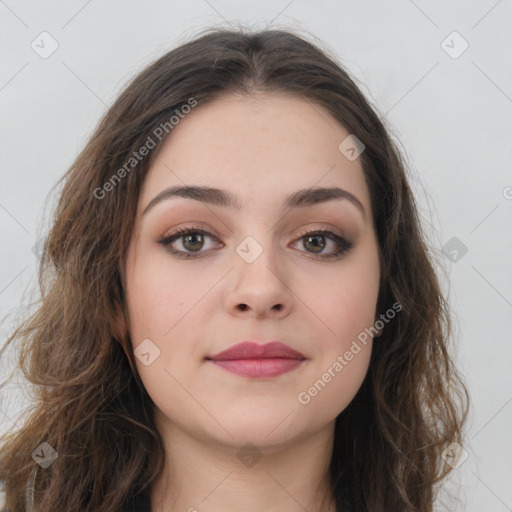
[150,415,337,512]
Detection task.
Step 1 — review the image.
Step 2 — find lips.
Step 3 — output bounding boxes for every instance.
[207,341,305,361]
[206,341,305,378]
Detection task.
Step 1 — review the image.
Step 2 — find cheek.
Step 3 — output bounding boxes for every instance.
[125,252,197,343]
[126,261,201,409]
[296,271,376,420]
[308,253,380,349]
[125,249,215,394]
[296,246,379,415]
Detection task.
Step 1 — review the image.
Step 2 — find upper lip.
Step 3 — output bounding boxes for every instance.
[207,341,305,361]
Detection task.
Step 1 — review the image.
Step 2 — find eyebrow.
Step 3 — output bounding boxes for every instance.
[142,185,366,219]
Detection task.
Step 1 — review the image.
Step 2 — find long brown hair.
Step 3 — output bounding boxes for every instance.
[0,27,469,511]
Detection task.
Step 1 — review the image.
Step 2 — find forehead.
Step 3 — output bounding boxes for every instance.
[138,93,372,217]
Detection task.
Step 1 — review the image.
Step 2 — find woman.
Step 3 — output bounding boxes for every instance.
[0,27,469,511]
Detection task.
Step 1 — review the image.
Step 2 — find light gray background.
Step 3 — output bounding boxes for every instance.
[1,1,511,510]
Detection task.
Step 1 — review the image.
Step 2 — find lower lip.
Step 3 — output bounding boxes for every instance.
[209,358,304,378]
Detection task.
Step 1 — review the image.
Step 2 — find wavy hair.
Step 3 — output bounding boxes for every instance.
[0,27,469,511]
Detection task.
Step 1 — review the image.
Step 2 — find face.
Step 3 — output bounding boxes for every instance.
[122,93,381,449]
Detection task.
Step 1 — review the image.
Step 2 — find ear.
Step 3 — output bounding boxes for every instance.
[112,300,128,343]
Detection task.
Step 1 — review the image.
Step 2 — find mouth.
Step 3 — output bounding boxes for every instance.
[206,341,306,378]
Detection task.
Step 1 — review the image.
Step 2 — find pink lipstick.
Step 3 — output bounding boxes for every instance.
[207,341,305,378]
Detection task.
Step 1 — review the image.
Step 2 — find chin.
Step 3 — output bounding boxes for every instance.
[207,407,303,447]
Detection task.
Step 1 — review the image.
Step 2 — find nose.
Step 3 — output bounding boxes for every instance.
[224,240,293,320]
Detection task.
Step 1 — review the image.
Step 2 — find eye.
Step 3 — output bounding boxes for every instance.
[157,226,354,260]
[290,228,354,260]
[157,226,220,258]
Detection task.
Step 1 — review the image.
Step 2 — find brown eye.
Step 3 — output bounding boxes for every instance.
[158,226,353,261]
[158,227,221,258]
[291,229,354,260]
[303,233,327,253]
[181,232,205,252]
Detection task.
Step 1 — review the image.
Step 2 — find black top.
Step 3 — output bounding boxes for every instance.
[127,490,151,512]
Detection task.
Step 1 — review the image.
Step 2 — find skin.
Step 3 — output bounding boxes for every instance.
[120,92,381,512]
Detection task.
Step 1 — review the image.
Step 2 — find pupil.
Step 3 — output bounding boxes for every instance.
[185,234,203,251]
[306,235,325,253]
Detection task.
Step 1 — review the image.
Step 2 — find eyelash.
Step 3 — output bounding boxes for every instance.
[157,225,354,261]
